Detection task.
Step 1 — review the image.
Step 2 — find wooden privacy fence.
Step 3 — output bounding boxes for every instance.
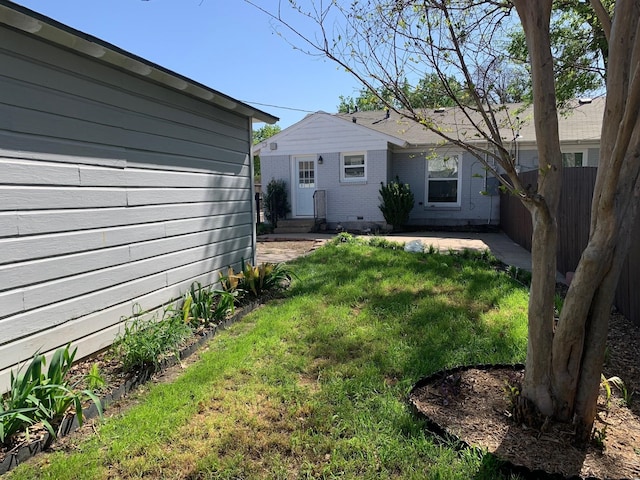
[500,167,640,327]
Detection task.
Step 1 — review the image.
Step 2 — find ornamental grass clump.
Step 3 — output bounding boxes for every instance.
[112,309,193,374]
[181,281,237,329]
[0,344,102,444]
[219,261,295,298]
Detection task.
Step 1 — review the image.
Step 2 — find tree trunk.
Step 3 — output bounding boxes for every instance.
[512,0,562,420]
[552,0,640,442]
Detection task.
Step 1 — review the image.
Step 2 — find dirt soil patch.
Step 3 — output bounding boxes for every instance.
[410,312,640,479]
[256,239,322,264]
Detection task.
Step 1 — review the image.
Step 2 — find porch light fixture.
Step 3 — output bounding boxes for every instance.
[318,155,323,165]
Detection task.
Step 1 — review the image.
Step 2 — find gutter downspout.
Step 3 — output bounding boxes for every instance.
[249,119,257,266]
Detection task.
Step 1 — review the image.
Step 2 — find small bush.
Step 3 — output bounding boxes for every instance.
[331,232,356,245]
[256,222,273,235]
[379,177,415,231]
[264,179,291,224]
[367,236,404,250]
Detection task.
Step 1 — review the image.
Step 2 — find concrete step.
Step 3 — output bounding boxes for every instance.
[273,226,314,234]
[272,219,320,234]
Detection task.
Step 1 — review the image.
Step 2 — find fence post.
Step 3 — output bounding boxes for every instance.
[255,192,261,227]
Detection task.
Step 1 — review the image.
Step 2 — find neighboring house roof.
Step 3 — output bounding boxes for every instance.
[336,97,605,147]
[253,110,408,156]
[0,0,278,125]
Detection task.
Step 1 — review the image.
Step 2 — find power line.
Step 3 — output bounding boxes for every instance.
[241,100,316,114]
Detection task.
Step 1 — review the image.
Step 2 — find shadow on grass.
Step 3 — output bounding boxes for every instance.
[287,242,528,385]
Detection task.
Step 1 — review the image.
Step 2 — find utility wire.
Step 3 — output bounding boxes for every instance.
[241,100,315,113]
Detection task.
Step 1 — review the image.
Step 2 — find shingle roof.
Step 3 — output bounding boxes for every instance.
[334,97,604,146]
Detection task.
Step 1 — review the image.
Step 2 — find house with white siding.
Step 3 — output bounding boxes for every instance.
[0,1,277,391]
[255,98,604,231]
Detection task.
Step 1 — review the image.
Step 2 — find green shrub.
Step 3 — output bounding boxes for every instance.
[366,236,404,250]
[264,179,291,224]
[256,222,273,235]
[378,177,415,231]
[331,232,356,245]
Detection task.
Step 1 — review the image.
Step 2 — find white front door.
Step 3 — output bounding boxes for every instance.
[293,156,316,217]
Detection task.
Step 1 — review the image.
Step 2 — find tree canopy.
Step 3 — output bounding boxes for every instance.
[338,74,473,112]
[253,124,281,145]
[507,0,614,104]
[252,124,281,180]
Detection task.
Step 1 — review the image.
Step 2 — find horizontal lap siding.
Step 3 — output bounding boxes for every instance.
[0,27,254,390]
[393,151,500,226]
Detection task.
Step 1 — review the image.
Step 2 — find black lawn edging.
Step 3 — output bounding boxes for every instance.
[0,301,261,475]
[408,363,614,480]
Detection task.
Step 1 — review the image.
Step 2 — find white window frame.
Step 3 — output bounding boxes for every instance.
[561,149,588,167]
[340,152,367,183]
[425,153,462,207]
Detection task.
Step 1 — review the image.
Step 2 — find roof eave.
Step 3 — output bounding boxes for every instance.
[0,1,278,124]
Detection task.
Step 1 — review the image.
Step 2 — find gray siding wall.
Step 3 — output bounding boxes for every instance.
[392,150,500,226]
[0,27,254,390]
[516,145,601,170]
[262,149,389,229]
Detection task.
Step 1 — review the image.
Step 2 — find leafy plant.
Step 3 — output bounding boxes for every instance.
[601,373,613,409]
[592,425,608,451]
[113,310,193,373]
[1,345,102,444]
[182,282,237,328]
[367,236,404,250]
[607,375,634,407]
[85,363,106,392]
[554,293,565,315]
[507,265,532,287]
[264,178,291,225]
[332,232,356,244]
[378,176,415,232]
[184,282,214,326]
[220,262,294,297]
[211,289,237,320]
[219,266,243,293]
[0,406,37,444]
[256,222,273,235]
[599,374,632,409]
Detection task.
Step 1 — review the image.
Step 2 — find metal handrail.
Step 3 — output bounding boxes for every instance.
[313,190,326,222]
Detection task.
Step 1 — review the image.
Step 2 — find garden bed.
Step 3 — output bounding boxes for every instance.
[409,312,640,480]
[0,301,262,475]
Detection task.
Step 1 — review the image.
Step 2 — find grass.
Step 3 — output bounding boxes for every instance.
[7,241,529,480]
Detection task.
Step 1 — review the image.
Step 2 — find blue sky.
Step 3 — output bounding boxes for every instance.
[11,0,364,129]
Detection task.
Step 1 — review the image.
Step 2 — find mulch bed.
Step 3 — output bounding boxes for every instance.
[410,312,640,480]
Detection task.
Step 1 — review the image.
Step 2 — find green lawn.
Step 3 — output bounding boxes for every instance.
[7,237,529,479]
